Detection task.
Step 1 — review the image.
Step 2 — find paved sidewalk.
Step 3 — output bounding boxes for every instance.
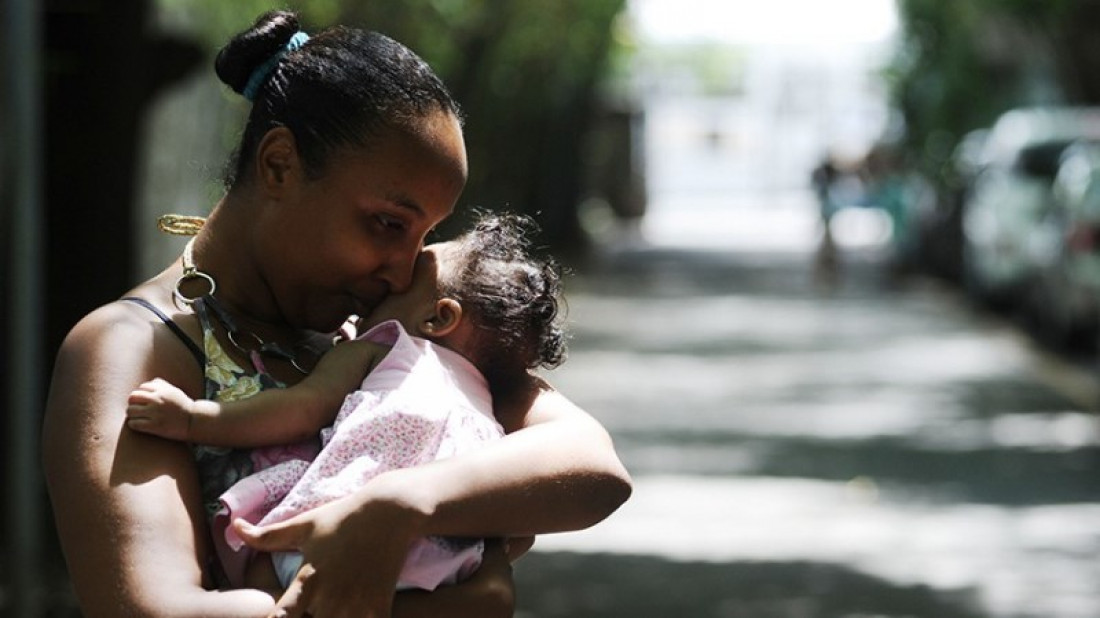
[516,242,1100,618]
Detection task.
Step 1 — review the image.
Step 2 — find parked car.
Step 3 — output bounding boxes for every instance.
[961,107,1100,309]
[1026,140,1100,350]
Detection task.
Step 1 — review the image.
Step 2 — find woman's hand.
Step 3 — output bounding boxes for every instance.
[234,489,419,618]
[235,503,518,618]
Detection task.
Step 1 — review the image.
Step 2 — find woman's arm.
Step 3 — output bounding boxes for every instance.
[237,374,632,617]
[446,375,634,533]
[398,377,633,535]
[126,339,388,448]
[42,302,277,617]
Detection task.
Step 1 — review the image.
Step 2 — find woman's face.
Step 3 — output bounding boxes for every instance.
[261,111,467,333]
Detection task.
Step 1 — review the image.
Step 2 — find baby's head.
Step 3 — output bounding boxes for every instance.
[362,212,567,387]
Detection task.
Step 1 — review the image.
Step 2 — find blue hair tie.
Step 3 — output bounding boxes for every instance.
[242,31,310,102]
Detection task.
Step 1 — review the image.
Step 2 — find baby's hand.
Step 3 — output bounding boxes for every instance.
[126,378,196,441]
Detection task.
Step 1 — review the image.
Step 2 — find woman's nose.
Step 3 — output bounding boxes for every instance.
[380,250,417,293]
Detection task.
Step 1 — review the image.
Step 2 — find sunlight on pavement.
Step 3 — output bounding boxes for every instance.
[534,475,1100,617]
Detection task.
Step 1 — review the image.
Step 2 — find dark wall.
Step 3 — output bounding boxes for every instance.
[3,3,203,611]
[44,0,201,358]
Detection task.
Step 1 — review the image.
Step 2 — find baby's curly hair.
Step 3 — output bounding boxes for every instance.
[439,212,567,387]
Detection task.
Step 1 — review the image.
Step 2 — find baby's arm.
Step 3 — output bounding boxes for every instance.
[125,339,391,447]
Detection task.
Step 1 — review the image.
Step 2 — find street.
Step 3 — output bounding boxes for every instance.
[514,207,1100,618]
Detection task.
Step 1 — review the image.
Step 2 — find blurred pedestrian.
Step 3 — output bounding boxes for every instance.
[812,153,843,274]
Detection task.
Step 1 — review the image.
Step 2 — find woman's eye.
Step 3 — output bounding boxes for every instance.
[376,214,407,233]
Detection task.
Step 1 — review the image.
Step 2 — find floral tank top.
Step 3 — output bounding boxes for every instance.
[190,299,323,519]
[192,332,280,517]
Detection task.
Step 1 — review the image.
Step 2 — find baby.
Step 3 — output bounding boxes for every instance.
[126,212,566,592]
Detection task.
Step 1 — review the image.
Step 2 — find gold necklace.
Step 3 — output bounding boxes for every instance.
[161,214,314,375]
[199,293,314,375]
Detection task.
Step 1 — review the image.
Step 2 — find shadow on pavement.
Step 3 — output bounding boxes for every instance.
[613,430,1099,506]
[515,551,983,618]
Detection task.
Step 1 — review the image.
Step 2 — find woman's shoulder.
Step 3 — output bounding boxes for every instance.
[43,296,203,478]
[59,299,155,362]
[55,293,204,394]
[62,296,173,354]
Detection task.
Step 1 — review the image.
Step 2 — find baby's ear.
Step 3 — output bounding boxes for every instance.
[420,298,462,338]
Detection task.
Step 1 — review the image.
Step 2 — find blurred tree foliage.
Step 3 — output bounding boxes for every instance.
[160,0,630,252]
[888,0,1100,183]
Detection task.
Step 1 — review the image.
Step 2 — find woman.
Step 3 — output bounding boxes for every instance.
[41,11,631,618]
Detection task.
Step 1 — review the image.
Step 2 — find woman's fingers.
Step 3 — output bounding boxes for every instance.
[269,563,315,618]
[505,535,536,561]
[234,517,312,553]
[462,540,516,612]
[248,490,415,616]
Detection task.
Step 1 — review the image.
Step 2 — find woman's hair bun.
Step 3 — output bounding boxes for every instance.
[215,10,301,95]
